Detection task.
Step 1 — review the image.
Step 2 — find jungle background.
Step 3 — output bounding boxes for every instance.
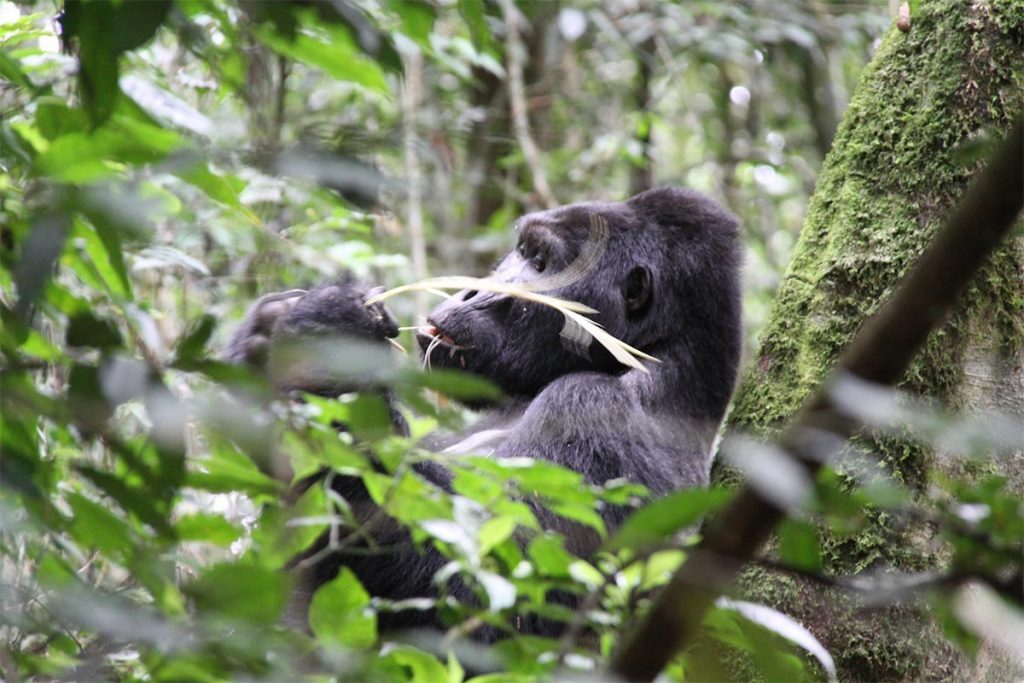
[1,0,1022,681]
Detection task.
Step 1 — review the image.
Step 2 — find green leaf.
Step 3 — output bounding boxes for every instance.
[343,393,395,443]
[186,561,289,624]
[466,675,534,683]
[0,50,35,92]
[388,0,436,49]
[778,519,822,573]
[550,500,605,535]
[606,488,732,551]
[457,0,495,54]
[66,491,136,558]
[403,368,502,403]
[174,513,242,546]
[528,534,574,578]
[364,470,451,523]
[568,559,604,590]
[451,466,503,503]
[175,161,245,210]
[174,314,216,362]
[76,464,174,537]
[60,0,172,126]
[309,567,377,649]
[35,116,180,182]
[254,21,389,93]
[381,646,450,683]
[34,554,78,588]
[447,650,465,683]
[35,99,90,140]
[85,211,133,298]
[186,438,283,498]
[251,484,327,569]
[478,515,517,556]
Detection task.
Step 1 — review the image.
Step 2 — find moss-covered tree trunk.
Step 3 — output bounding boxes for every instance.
[724,1,1023,680]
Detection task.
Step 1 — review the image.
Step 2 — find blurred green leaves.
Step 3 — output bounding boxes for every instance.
[186,561,289,624]
[60,0,172,126]
[0,1,1018,682]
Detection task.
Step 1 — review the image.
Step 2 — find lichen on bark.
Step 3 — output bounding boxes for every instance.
[720,0,1024,679]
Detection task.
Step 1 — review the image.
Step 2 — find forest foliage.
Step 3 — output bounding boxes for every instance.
[0,1,1021,682]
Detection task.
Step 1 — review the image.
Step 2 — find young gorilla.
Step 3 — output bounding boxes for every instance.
[226,186,742,637]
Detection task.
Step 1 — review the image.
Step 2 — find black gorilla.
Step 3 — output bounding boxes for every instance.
[226,186,742,636]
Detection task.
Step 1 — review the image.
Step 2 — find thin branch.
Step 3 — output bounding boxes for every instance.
[610,118,1024,681]
[273,54,289,147]
[401,47,429,320]
[497,0,557,209]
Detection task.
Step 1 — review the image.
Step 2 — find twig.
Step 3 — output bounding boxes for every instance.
[496,0,557,209]
[401,47,429,320]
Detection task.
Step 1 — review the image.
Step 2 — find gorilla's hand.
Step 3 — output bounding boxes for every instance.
[224,289,306,368]
[274,281,399,345]
[225,278,400,395]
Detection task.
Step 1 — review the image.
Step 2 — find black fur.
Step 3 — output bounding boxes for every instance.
[226,187,742,637]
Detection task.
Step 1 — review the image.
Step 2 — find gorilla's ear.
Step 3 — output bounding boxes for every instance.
[624,265,652,314]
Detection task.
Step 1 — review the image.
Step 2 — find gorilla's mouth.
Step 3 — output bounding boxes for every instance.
[416,323,468,369]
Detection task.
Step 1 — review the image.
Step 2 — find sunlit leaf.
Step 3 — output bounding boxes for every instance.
[478,571,516,611]
[34,115,180,182]
[309,567,377,649]
[380,646,450,683]
[175,512,242,546]
[528,535,573,578]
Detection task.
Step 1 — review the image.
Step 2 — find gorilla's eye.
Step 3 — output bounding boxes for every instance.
[530,254,546,273]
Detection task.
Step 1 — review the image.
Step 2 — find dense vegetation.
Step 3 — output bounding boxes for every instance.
[1,1,1021,681]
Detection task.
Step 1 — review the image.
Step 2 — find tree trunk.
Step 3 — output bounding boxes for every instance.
[723,1,1023,680]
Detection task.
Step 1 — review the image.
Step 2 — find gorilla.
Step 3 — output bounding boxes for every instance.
[226,186,742,637]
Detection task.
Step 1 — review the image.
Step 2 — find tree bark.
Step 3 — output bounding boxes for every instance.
[721,1,1023,680]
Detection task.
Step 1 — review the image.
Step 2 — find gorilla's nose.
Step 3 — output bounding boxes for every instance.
[429,287,513,323]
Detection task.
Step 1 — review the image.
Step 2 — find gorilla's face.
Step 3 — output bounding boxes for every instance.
[416,203,655,398]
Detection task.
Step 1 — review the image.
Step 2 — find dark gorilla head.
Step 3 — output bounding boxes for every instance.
[418,187,741,413]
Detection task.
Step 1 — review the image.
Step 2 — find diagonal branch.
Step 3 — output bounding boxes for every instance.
[610,118,1024,681]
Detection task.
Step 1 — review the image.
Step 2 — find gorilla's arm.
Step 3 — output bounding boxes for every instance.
[225,280,471,632]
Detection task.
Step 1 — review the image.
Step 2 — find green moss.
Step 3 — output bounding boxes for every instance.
[722,0,1024,679]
